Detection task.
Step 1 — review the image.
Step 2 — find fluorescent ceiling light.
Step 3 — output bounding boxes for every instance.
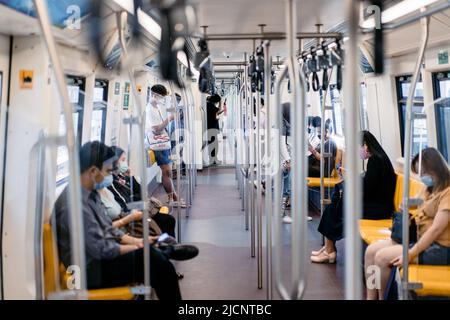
[113,0,161,40]
[360,0,440,28]
[114,0,134,14]
[137,8,162,41]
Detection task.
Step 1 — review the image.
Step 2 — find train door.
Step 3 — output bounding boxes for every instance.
[432,71,450,162]
[91,79,108,143]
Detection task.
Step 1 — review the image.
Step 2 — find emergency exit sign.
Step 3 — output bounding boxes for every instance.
[438,50,449,65]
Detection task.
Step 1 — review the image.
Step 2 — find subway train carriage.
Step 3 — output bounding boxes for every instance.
[0,0,449,303]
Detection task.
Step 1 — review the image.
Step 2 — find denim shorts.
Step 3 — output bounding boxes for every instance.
[154,149,172,166]
[418,242,450,266]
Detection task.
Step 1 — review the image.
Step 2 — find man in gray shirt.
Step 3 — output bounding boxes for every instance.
[53,141,181,299]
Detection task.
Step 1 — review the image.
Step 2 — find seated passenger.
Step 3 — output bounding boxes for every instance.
[53,141,182,299]
[308,120,337,178]
[364,147,450,300]
[311,131,396,263]
[108,146,176,237]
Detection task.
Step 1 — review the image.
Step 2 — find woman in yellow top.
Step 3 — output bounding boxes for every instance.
[364,147,450,300]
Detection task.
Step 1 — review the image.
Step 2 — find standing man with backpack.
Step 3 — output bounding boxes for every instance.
[146,84,186,207]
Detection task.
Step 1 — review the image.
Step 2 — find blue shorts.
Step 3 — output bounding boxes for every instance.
[154,149,172,166]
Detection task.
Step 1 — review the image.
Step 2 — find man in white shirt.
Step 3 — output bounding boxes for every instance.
[146,84,185,207]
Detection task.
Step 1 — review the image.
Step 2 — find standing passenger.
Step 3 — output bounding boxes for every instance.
[146,84,186,207]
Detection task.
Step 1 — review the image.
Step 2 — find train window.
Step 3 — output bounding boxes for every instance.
[329,84,344,136]
[91,79,108,143]
[432,71,450,162]
[360,82,369,130]
[56,76,85,185]
[395,75,425,157]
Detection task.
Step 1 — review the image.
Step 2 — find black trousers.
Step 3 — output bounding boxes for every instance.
[89,245,182,300]
[153,213,176,237]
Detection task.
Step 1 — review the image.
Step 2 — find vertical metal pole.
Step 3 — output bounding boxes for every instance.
[401,13,429,300]
[256,91,263,288]
[286,0,307,299]
[240,85,246,211]
[263,40,273,300]
[250,83,256,258]
[33,0,87,299]
[33,136,46,300]
[273,65,290,300]
[181,88,192,217]
[244,53,250,231]
[344,0,362,300]
[169,82,182,243]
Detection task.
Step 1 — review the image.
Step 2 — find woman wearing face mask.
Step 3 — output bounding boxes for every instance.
[364,147,450,300]
[311,131,396,263]
[108,147,176,237]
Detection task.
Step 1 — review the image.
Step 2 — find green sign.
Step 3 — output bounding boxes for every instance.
[123,94,130,109]
[438,50,449,65]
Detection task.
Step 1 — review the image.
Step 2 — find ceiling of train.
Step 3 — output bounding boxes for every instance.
[0,0,449,74]
[194,0,347,61]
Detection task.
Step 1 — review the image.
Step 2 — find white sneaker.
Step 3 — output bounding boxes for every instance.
[282,215,292,224]
[308,216,313,222]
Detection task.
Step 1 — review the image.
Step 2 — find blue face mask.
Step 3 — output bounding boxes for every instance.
[94,173,113,190]
[420,175,434,187]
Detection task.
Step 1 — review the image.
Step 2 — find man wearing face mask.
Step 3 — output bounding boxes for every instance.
[53,141,182,299]
[146,84,186,207]
[308,120,337,178]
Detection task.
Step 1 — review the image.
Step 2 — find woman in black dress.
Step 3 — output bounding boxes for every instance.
[311,131,396,263]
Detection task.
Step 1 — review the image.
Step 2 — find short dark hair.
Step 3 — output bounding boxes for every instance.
[79,141,116,173]
[312,116,322,128]
[111,146,125,159]
[151,84,168,96]
[208,94,221,103]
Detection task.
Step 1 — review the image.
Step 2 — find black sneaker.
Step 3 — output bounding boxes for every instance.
[159,244,199,261]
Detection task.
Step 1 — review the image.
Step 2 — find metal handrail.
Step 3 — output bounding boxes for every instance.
[169,82,183,243]
[273,0,308,301]
[116,11,152,299]
[256,90,263,289]
[244,53,250,231]
[262,40,273,300]
[287,0,308,300]
[33,0,87,299]
[344,0,363,300]
[401,12,429,300]
[320,68,334,215]
[273,63,290,300]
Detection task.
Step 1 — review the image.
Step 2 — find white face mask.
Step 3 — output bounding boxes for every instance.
[118,161,129,174]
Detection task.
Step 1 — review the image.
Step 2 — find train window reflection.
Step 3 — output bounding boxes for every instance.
[432,71,450,162]
[91,80,108,143]
[396,75,425,157]
[56,76,85,185]
[360,83,369,130]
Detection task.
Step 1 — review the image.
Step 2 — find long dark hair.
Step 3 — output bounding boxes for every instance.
[412,147,450,193]
[361,130,390,161]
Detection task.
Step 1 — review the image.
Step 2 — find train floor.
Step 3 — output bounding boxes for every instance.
[152,167,345,300]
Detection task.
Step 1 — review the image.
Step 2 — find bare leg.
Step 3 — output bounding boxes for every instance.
[325,238,335,253]
[374,244,402,299]
[364,239,395,300]
[160,164,178,201]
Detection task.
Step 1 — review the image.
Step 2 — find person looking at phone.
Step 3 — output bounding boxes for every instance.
[146,84,186,208]
[308,120,337,178]
[53,141,182,299]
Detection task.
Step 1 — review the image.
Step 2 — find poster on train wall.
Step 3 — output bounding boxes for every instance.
[438,50,449,65]
[19,70,33,89]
